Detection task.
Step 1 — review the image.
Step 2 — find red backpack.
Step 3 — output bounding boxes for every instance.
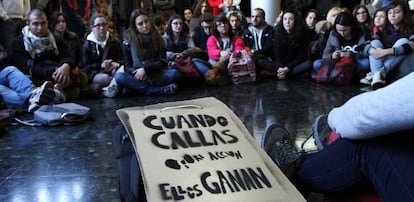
[312,57,356,85]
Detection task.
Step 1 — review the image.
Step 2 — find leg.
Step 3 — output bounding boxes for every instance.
[0,66,34,106]
[288,60,312,77]
[383,38,410,74]
[92,73,112,88]
[295,135,414,201]
[192,58,211,77]
[368,40,384,74]
[312,59,324,71]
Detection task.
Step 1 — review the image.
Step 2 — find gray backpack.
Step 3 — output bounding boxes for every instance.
[16,103,92,126]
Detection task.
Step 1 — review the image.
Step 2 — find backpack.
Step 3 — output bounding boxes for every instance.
[227,50,256,84]
[312,57,356,85]
[15,103,92,126]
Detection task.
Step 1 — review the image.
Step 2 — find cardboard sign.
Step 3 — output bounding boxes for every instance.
[117,97,305,202]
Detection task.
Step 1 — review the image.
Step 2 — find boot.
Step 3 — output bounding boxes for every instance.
[205,61,227,86]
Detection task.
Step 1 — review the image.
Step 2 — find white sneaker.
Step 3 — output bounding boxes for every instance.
[360,72,373,85]
[371,71,386,88]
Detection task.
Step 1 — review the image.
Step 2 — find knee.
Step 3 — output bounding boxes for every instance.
[92,73,111,87]
[393,38,409,47]
[370,40,383,48]
[3,66,19,74]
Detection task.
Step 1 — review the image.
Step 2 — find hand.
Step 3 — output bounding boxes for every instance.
[340,51,352,58]
[277,66,289,80]
[369,47,392,60]
[52,63,72,88]
[134,68,147,81]
[332,51,340,59]
[101,59,113,71]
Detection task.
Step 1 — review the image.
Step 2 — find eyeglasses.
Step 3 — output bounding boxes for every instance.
[93,23,107,28]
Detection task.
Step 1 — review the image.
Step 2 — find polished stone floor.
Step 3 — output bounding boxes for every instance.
[0,78,362,202]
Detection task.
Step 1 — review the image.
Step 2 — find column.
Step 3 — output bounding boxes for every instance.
[250,0,280,26]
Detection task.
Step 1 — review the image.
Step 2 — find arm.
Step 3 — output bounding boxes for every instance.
[81,41,102,72]
[207,36,222,61]
[232,36,245,52]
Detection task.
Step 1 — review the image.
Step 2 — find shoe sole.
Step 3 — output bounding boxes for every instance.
[261,122,291,155]
[312,115,328,150]
[37,82,55,105]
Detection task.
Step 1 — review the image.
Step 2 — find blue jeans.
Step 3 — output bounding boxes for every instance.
[114,69,180,95]
[369,39,408,74]
[295,135,414,202]
[192,58,212,76]
[0,66,34,106]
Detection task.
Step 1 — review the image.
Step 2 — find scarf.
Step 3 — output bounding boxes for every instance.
[86,31,109,55]
[22,26,59,59]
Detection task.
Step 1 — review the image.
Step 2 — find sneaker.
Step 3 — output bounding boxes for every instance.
[312,115,331,150]
[52,84,66,103]
[162,83,178,94]
[102,85,119,98]
[261,122,302,177]
[360,72,373,85]
[28,81,55,112]
[371,71,386,89]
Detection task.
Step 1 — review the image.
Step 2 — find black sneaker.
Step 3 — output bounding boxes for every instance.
[162,83,178,95]
[261,122,301,177]
[312,115,331,150]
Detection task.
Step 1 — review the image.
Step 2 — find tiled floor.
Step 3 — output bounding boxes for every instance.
[0,78,362,201]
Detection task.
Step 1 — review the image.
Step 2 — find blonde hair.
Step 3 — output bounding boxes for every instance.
[326,7,345,28]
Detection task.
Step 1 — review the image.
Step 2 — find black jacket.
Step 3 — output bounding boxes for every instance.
[81,35,123,74]
[10,34,76,80]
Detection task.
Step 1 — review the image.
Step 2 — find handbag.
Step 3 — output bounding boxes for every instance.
[312,57,356,85]
[227,50,256,84]
[169,56,200,78]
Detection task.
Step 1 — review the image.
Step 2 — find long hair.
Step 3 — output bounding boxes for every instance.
[124,9,164,60]
[384,0,413,37]
[193,0,211,18]
[211,15,235,50]
[275,9,307,48]
[165,15,189,40]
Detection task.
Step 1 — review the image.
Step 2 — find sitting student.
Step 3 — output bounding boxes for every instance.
[372,8,387,35]
[242,8,275,78]
[189,0,212,36]
[313,11,370,76]
[227,11,245,37]
[0,45,62,112]
[273,9,312,80]
[162,15,195,61]
[183,7,193,27]
[204,15,244,86]
[153,15,167,36]
[10,9,79,100]
[81,13,123,98]
[304,9,319,46]
[50,11,89,97]
[352,5,373,38]
[114,9,180,95]
[310,7,345,61]
[261,70,414,202]
[362,1,414,88]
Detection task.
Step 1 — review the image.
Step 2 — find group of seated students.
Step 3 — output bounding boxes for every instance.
[0,0,413,113]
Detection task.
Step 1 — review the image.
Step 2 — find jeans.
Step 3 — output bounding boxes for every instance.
[369,39,408,74]
[0,66,34,106]
[114,69,180,95]
[256,58,312,77]
[192,58,212,76]
[294,135,414,202]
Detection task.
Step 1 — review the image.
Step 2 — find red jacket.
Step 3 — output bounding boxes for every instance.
[207,35,244,62]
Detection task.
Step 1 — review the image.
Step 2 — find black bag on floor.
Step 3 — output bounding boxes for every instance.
[112,123,146,202]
